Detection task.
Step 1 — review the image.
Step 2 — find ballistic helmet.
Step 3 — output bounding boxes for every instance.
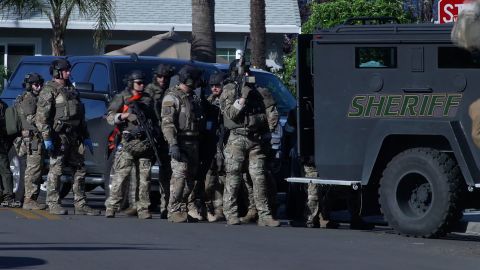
[209,72,227,86]
[49,59,71,78]
[153,64,175,78]
[22,73,44,90]
[178,65,202,88]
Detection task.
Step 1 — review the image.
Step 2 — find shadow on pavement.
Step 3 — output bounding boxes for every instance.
[0,245,183,252]
[0,256,47,269]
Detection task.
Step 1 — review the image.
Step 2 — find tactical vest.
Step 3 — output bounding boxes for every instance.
[114,90,153,134]
[46,81,84,127]
[223,85,269,134]
[15,91,38,132]
[168,87,203,133]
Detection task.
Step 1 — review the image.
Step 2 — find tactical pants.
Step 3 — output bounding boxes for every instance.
[158,143,171,213]
[46,139,87,207]
[205,157,225,214]
[22,136,43,200]
[223,133,273,219]
[304,165,320,223]
[168,139,199,213]
[105,139,152,213]
[0,152,14,201]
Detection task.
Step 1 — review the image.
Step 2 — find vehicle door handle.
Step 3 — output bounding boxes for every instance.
[402,87,432,93]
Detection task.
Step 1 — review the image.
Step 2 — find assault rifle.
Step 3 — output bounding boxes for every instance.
[234,36,256,98]
[127,101,162,164]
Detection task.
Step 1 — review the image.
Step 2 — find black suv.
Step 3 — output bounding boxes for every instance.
[1,55,296,201]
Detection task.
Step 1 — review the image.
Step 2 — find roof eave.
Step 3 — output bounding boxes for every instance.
[0,20,301,34]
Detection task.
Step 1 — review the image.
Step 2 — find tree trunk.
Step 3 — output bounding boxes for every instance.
[191,0,216,62]
[250,0,266,70]
[50,15,66,56]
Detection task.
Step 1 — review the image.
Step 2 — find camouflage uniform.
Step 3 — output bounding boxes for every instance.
[220,81,279,226]
[0,99,15,207]
[241,87,279,222]
[203,93,227,221]
[36,79,95,214]
[161,85,202,220]
[14,88,45,209]
[105,89,155,218]
[144,81,171,216]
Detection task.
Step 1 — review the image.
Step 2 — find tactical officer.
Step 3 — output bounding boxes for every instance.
[0,98,17,208]
[161,65,203,223]
[13,73,46,210]
[240,87,280,223]
[105,70,155,219]
[219,61,280,227]
[36,59,99,215]
[201,72,228,222]
[144,64,175,218]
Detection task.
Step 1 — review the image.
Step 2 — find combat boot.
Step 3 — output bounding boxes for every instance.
[187,208,205,221]
[168,211,188,223]
[207,210,226,222]
[227,216,241,225]
[1,199,22,208]
[138,211,152,219]
[305,220,320,228]
[48,204,68,215]
[239,208,258,223]
[22,198,46,210]
[258,216,281,227]
[75,205,101,216]
[160,209,168,219]
[123,207,138,217]
[105,208,115,218]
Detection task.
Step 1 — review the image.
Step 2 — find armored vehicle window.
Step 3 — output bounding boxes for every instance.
[355,47,397,68]
[438,47,480,68]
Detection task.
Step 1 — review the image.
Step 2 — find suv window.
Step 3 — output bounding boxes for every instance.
[89,63,109,92]
[71,62,92,83]
[8,63,51,88]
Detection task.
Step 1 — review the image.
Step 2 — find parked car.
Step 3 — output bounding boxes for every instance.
[1,55,296,202]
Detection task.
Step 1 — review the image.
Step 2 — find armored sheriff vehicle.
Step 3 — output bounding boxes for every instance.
[288,22,480,237]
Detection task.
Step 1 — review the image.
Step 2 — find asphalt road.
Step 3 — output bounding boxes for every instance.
[1,191,480,270]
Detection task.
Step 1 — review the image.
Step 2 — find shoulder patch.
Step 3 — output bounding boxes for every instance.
[163,100,174,107]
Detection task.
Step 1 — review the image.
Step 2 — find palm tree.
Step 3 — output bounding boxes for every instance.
[0,0,115,56]
[250,0,266,70]
[191,0,216,63]
[421,0,434,22]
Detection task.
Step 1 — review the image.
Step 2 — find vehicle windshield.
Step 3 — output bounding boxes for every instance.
[252,71,296,114]
[217,69,296,114]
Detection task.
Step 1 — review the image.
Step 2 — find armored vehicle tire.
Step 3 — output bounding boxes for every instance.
[379,148,464,238]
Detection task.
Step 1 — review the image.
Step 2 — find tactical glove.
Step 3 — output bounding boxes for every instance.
[44,140,54,152]
[84,138,94,155]
[169,144,182,161]
[241,85,252,98]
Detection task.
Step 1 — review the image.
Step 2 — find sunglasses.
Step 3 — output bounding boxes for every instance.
[32,83,42,87]
[134,81,145,85]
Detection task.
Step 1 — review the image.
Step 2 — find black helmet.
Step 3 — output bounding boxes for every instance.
[209,72,227,86]
[128,70,146,81]
[126,70,146,89]
[178,65,202,87]
[49,59,71,78]
[153,64,175,77]
[22,73,44,90]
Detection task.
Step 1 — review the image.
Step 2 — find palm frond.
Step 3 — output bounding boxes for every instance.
[0,0,46,18]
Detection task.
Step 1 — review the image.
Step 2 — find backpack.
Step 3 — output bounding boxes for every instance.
[4,104,22,136]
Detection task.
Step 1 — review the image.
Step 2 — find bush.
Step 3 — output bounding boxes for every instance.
[280,0,412,94]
